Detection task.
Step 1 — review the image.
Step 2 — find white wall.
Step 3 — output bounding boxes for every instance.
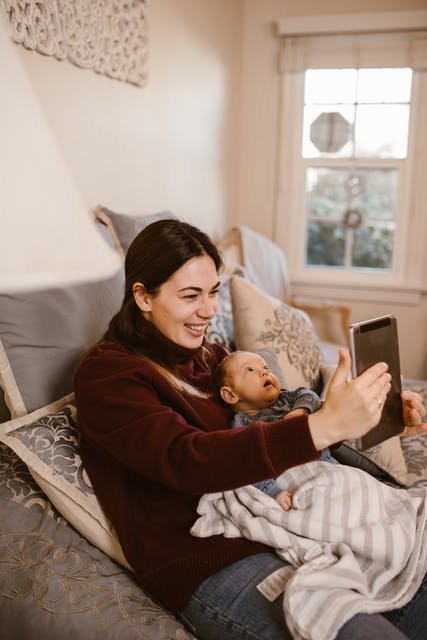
[9,0,427,377]
[16,0,243,239]
[237,0,427,378]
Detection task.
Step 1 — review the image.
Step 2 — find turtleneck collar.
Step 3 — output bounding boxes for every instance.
[138,313,202,366]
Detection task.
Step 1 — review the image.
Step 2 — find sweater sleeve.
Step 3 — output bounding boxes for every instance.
[75,345,320,495]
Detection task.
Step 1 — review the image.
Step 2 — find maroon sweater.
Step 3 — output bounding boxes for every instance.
[74,319,320,613]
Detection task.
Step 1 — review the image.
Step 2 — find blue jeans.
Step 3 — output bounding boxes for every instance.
[179,552,427,640]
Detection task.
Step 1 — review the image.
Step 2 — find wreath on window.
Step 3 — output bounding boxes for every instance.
[343,208,363,229]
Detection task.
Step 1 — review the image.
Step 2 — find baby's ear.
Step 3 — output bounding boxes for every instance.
[220,386,239,405]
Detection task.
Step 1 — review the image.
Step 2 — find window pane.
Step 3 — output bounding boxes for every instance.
[352,224,394,269]
[357,68,412,103]
[306,221,345,266]
[303,106,354,157]
[305,69,357,104]
[305,168,398,270]
[306,168,349,218]
[307,168,398,221]
[350,169,398,220]
[355,105,410,158]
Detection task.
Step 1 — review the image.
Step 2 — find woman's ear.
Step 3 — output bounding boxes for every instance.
[133,283,152,312]
[220,385,240,406]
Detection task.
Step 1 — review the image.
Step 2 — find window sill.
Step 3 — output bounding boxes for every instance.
[292,281,423,305]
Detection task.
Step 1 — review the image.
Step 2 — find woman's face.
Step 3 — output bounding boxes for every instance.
[134,254,220,349]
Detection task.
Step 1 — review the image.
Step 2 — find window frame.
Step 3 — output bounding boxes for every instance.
[275,67,427,296]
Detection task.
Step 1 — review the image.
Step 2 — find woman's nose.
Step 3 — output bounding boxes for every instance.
[198,296,217,319]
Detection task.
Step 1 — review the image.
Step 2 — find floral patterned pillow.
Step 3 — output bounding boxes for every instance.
[230,276,322,391]
[205,275,235,351]
[0,395,130,569]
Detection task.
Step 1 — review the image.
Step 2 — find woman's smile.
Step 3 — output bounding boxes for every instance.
[184,322,210,337]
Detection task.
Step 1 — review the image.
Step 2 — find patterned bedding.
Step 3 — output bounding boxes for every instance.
[0,443,196,640]
[1,378,426,638]
[402,380,427,487]
[1,252,426,639]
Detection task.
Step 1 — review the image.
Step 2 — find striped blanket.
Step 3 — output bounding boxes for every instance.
[190,461,427,640]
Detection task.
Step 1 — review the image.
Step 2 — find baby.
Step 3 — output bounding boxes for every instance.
[215,350,336,510]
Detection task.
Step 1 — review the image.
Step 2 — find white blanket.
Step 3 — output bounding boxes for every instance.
[191,461,427,640]
[239,225,292,303]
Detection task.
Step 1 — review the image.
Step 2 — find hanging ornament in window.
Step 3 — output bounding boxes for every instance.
[310,112,351,153]
[343,208,363,229]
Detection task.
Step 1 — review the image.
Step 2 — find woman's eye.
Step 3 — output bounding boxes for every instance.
[209,289,220,298]
[246,367,254,372]
[183,294,198,301]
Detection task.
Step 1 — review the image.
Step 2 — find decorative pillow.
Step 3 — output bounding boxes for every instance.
[205,275,235,351]
[0,267,124,419]
[397,378,427,487]
[94,205,177,255]
[0,440,62,520]
[400,433,427,488]
[230,275,322,391]
[333,438,408,486]
[0,395,130,569]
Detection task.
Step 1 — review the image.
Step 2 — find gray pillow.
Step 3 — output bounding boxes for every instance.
[94,205,177,254]
[0,270,124,417]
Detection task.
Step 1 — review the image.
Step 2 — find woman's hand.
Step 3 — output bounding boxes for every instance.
[400,389,427,436]
[308,348,392,451]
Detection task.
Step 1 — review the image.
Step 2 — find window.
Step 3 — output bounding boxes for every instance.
[303,68,411,273]
[275,19,427,295]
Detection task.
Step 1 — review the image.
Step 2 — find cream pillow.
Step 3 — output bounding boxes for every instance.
[230,275,322,390]
[333,437,409,486]
[0,395,131,569]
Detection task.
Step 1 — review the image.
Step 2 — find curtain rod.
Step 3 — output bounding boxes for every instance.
[276,10,427,37]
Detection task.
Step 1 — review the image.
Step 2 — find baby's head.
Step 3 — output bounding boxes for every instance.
[215,350,281,416]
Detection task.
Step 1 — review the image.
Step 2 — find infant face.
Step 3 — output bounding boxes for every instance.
[224,351,281,411]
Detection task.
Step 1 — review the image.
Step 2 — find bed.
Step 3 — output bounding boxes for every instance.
[1,207,426,639]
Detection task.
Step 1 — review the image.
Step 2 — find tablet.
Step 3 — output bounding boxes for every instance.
[348,315,404,450]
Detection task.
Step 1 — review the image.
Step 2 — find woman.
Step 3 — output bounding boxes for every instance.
[75,219,427,640]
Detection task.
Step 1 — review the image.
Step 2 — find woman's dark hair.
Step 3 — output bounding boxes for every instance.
[105,218,223,359]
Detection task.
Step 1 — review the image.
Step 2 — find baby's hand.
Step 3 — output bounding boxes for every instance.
[275,490,293,511]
